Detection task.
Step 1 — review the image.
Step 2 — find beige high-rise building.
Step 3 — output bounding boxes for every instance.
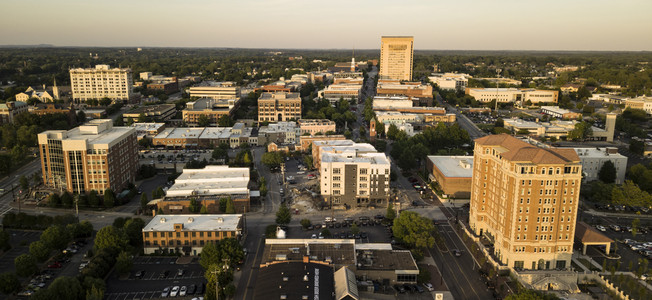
[469,134,582,270]
[379,36,414,81]
[70,65,133,103]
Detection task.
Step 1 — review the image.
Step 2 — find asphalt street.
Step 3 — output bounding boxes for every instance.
[435,94,486,140]
[0,159,42,217]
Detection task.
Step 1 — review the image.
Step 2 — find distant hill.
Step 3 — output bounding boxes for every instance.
[0,44,54,48]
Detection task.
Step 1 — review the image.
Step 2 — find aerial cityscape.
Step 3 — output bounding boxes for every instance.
[0,2,652,300]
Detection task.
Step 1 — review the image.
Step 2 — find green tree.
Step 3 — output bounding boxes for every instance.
[275,204,291,225]
[189,198,200,213]
[200,205,208,214]
[88,190,100,207]
[630,140,645,155]
[225,198,236,214]
[29,240,51,262]
[99,97,112,106]
[217,115,234,127]
[123,218,145,247]
[350,223,360,235]
[632,218,641,238]
[567,121,593,141]
[392,211,435,249]
[47,276,83,300]
[197,114,211,127]
[61,191,73,208]
[20,175,29,191]
[386,202,396,221]
[94,226,127,251]
[103,189,115,208]
[386,123,399,140]
[598,161,617,184]
[140,193,149,210]
[14,254,37,277]
[261,152,282,169]
[41,225,70,250]
[85,285,104,300]
[199,242,220,270]
[300,218,311,229]
[0,272,21,294]
[115,251,132,275]
[48,193,61,207]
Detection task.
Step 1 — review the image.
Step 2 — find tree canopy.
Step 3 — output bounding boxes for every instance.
[392,211,435,249]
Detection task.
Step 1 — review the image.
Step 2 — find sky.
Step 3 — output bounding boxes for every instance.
[1,0,651,51]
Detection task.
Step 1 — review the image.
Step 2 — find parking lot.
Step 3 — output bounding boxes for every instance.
[0,230,41,273]
[286,216,394,244]
[105,256,206,300]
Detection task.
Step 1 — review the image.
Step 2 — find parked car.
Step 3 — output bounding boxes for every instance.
[596,225,607,232]
[161,287,170,298]
[170,286,180,297]
[180,286,187,296]
[48,262,62,268]
[423,283,434,291]
[188,284,197,295]
[394,284,406,293]
[135,270,145,279]
[177,269,185,276]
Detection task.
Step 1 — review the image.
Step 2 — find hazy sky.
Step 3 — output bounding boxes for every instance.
[1,0,651,51]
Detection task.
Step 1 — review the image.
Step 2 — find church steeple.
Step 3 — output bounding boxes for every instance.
[52,77,60,100]
[351,47,356,72]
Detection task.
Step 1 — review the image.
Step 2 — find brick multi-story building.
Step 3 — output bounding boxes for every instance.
[297,119,336,136]
[426,156,474,199]
[182,98,238,126]
[37,119,138,194]
[142,214,242,255]
[123,104,176,122]
[257,92,301,122]
[0,101,28,124]
[469,134,582,270]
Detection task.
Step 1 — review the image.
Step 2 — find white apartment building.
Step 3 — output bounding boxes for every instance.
[573,148,627,184]
[624,96,652,114]
[70,65,133,103]
[188,81,241,100]
[429,73,470,90]
[320,144,390,209]
[466,88,558,104]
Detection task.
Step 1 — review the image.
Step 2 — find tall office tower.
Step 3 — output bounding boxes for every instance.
[70,65,133,103]
[379,36,414,81]
[38,119,138,194]
[469,135,582,270]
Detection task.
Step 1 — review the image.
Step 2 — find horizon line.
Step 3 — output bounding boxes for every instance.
[0,44,651,53]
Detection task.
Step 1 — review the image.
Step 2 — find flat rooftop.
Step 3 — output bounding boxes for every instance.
[262,239,356,266]
[166,166,250,197]
[321,151,390,165]
[127,104,175,114]
[130,122,165,131]
[572,147,626,159]
[142,214,242,232]
[39,119,134,147]
[356,249,418,271]
[154,127,206,139]
[427,156,474,178]
[198,127,233,139]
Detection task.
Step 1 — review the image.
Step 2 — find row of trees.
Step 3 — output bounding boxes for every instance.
[199,239,244,299]
[389,122,471,170]
[0,217,94,296]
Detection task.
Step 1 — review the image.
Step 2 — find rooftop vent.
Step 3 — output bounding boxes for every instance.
[282,277,289,282]
[217,217,224,223]
[159,217,166,223]
[187,217,194,223]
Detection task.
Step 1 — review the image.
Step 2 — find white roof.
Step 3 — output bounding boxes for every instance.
[427,156,474,178]
[131,122,165,131]
[541,106,573,115]
[155,127,206,139]
[143,214,242,232]
[199,127,233,139]
[322,151,390,165]
[166,166,250,197]
[572,148,626,159]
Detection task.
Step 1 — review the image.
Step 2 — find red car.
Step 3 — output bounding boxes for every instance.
[47,262,62,268]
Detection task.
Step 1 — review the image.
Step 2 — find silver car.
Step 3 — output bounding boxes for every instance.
[161,287,170,297]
